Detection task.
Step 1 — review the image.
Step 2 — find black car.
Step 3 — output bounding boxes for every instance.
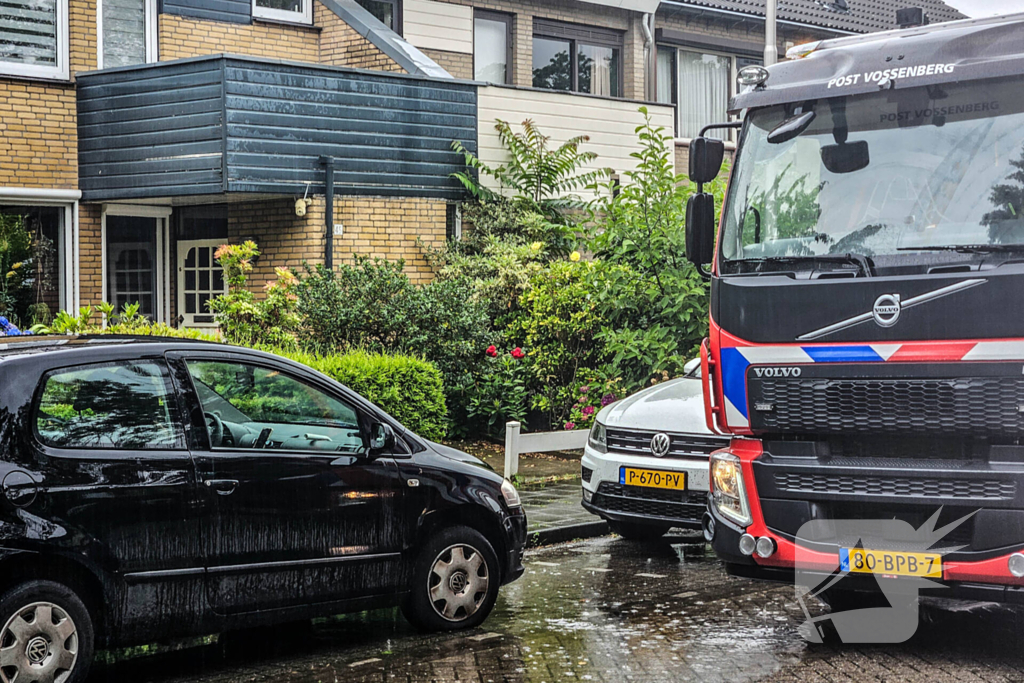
[0,336,526,683]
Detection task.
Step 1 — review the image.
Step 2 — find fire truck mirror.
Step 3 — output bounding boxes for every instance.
[689,137,725,184]
[821,140,870,174]
[685,192,716,267]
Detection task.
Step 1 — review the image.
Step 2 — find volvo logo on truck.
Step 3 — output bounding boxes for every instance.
[872,293,902,328]
[753,367,803,378]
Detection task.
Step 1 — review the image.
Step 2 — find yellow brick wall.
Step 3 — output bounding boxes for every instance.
[0,0,94,190]
[421,48,472,80]
[0,83,78,189]
[227,195,446,297]
[158,14,321,62]
[316,1,404,72]
[78,204,103,321]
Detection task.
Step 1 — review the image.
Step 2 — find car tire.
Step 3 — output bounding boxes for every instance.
[0,579,94,683]
[609,521,670,541]
[402,526,501,632]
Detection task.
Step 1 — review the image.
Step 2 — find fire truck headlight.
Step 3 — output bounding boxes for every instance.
[710,452,752,527]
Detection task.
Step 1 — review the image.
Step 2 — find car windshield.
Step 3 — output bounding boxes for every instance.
[719,75,1024,274]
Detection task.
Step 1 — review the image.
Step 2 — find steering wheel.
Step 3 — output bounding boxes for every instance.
[204,411,224,447]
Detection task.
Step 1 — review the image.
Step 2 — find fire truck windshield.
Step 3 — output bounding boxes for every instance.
[719,75,1024,274]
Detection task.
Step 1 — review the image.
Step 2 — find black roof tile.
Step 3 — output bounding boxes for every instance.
[665,0,966,34]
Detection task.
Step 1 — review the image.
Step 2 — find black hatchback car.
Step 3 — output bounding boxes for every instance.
[0,336,526,683]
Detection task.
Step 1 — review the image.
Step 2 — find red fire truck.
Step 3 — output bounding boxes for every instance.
[687,12,1024,604]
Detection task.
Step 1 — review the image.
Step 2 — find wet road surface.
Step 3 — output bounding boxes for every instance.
[91,536,1024,682]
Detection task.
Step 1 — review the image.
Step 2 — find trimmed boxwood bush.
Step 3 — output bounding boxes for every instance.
[272,348,448,441]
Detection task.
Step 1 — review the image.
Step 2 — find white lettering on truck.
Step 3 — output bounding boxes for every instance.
[827,63,955,88]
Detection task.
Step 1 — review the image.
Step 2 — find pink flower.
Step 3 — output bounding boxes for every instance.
[582,405,595,416]
[564,422,576,430]
[601,393,616,407]
[580,385,590,394]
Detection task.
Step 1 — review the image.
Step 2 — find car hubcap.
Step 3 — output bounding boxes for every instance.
[0,602,78,683]
[428,544,489,622]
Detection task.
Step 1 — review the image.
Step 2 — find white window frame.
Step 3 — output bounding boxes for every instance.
[96,0,158,70]
[252,0,312,25]
[0,189,78,315]
[0,0,70,80]
[660,44,742,144]
[101,204,172,325]
[177,239,227,329]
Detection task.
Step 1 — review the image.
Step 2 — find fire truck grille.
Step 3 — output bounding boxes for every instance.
[773,472,1017,500]
[749,376,1024,436]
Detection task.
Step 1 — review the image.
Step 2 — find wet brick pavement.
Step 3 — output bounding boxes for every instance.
[519,480,596,535]
[92,536,1024,683]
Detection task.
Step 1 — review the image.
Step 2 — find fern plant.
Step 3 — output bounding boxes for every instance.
[452,119,611,216]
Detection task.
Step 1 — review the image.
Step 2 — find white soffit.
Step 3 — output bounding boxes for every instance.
[578,0,661,13]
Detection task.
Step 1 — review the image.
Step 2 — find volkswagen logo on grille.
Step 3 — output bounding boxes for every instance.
[650,432,671,457]
[872,293,902,328]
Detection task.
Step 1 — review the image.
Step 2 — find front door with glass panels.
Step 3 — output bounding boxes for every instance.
[178,240,225,328]
[106,215,160,319]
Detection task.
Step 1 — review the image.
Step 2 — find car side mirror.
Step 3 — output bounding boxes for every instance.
[369,422,396,453]
[686,192,716,275]
[688,136,726,184]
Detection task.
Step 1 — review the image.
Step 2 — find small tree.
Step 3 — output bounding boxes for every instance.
[208,241,301,349]
[452,119,611,216]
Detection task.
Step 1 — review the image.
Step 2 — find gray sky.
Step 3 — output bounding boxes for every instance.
[944,0,1024,16]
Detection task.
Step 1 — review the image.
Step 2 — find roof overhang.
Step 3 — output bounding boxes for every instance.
[580,0,661,13]
[731,13,1024,112]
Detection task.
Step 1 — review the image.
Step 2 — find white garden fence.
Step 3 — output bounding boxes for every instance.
[503,421,590,478]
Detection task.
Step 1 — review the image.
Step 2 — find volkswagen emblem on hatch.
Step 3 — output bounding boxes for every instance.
[872,293,902,328]
[650,433,671,457]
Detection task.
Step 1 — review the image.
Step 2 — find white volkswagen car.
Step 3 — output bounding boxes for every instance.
[581,360,729,540]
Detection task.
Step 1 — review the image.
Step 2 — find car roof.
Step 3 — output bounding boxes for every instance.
[0,335,247,361]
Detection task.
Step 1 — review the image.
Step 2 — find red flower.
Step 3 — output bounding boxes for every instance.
[486,345,498,357]
[582,405,595,416]
[511,347,525,359]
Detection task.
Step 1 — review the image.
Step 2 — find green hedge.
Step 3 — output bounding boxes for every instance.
[270,348,448,441]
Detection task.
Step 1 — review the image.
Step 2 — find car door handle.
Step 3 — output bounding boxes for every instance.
[204,479,239,495]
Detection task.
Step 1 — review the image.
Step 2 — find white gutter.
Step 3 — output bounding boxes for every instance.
[641,12,655,101]
[0,187,82,201]
[660,0,859,36]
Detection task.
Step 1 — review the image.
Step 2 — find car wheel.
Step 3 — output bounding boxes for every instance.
[609,521,670,541]
[0,580,94,683]
[402,526,500,632]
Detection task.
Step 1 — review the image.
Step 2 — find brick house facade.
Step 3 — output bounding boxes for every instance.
[0,0,964,330]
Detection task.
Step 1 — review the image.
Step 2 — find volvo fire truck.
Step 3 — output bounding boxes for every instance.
[687,12,1024,604]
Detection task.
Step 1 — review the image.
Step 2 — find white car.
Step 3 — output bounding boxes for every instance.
[581,360,730,540]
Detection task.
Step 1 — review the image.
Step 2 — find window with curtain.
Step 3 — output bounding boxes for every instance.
[532,20,622,97]
[676,49,732,140]
[0,0,68,79]
[474,10,511,85]
[252,0,311,24]
[102,0,149,68]
[355,0,400,32]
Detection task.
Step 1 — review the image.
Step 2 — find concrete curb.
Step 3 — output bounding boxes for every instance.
[528,520,610,548]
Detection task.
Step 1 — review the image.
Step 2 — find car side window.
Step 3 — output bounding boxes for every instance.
[35,361,184,450]
[186,360,365,454]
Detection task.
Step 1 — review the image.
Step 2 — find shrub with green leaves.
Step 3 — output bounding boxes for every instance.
[296,258,494,433]
[271,348,448,441]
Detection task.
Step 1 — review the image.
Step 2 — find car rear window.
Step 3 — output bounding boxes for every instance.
[35,361,184,450]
